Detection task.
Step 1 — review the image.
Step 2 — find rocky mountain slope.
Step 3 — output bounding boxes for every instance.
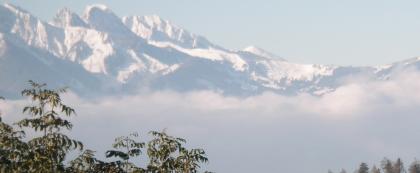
[0,3,419,98]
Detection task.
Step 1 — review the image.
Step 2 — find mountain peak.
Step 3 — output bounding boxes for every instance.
[397,56,420,65]
[0,3,42,37]
[143,15,165,25]
[243,45,263,52]
[2,3,27,14]
[123,15,214,49]
[82,4,114,22]
[84,4,110,13]
[243,46,284,60]
[82,4,133,36]
[51,7,87,28]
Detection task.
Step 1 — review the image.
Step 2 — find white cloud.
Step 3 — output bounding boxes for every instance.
[2,70,420,172]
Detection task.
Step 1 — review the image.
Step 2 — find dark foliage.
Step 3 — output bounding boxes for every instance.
[0,81,210,173]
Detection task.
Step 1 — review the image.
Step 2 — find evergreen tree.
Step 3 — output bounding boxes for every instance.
[393,158,406,173]
[382,158,394,173]
[359,162,369,173]
[371,165,381,173]
[408,160,420,173]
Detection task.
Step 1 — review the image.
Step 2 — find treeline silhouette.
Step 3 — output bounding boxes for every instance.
[329,158,420,173]
[0,81,210,173]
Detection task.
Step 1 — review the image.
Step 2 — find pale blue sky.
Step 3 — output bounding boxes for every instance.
[4,0,420,65]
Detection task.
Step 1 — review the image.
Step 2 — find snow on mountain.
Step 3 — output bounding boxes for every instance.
[242,46,285,60]
[0,3,64,57]
[82,4,133,38]
[0,30,107,99]
[51,8,87,28]
[122,15,215,49]
[148,41,248,72]
[1,3,419,97]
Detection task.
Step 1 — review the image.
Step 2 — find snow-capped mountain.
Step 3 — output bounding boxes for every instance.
[0,3,419,98]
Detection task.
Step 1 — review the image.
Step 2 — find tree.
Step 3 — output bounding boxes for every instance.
[16,80,83,172]
[0,82,211,173]
[359,162,369,173]
[393,158,406,173]
[146,130,209,173]
[371,165,381,173]
[408,160,420,173]
[0,96,30,172]
[0,112,28,172]
[176,147,208,173]
[382,158,394,173]
[68,149,127,173]
[106,132,145,173]
[340,169,347,173]
[146,130,186,172]
[68,149,99,173]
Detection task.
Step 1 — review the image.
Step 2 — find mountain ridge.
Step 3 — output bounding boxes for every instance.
[1,3,420,98]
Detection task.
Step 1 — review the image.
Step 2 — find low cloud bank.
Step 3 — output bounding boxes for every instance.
[2,70,420,172]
